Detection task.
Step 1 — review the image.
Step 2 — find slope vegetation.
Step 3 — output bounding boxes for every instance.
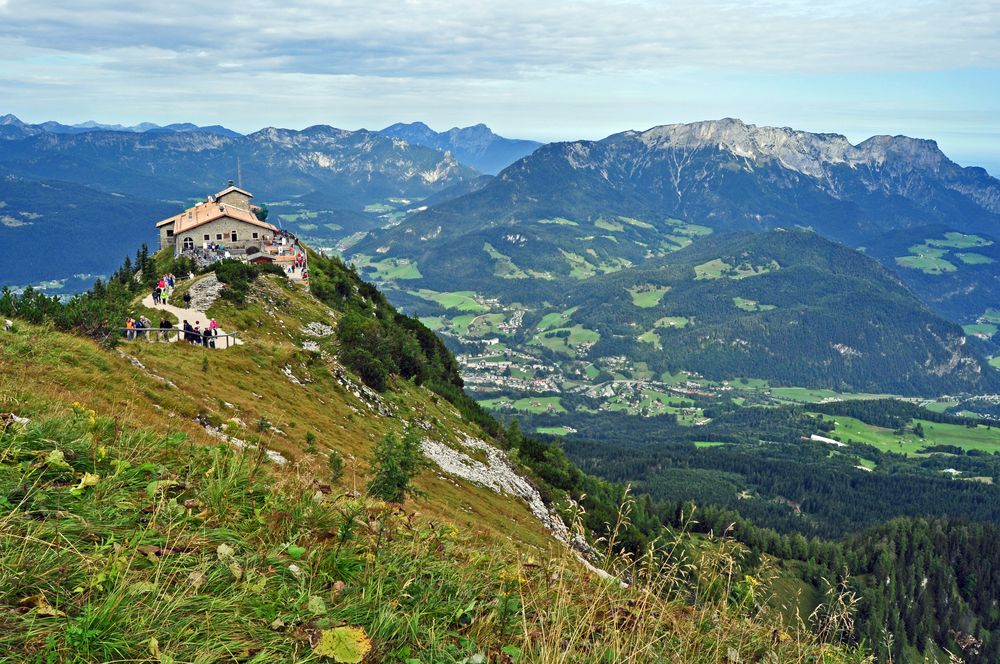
[565,229,1000,395]
[0,258,866,662]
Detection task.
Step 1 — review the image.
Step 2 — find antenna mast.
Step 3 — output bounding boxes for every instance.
[237,156,243,188]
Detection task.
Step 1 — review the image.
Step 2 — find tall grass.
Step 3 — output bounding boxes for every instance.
[0,412,870,662]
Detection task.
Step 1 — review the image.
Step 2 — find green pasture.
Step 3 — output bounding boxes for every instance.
[537,306,579,331]
[479,395,566,414]
[629,285,671,308]
[956,252,994,265]
[409,289,487,312]
[733,297,776,312]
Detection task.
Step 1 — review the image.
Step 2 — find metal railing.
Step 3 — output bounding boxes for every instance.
[118,329,239,349]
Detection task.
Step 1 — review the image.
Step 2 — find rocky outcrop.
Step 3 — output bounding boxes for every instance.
[187,274,223,311]
[197,417,288,466]
[421,433,621,584]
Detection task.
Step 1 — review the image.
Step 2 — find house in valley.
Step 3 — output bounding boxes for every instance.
[156,182,278,256]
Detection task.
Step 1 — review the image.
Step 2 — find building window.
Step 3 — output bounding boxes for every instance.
[182,237,194,250]
[231,231,238,241]
[252,232,259,239]
[166,229,174,237]
[204,234,210,241]
[216,233,223,240]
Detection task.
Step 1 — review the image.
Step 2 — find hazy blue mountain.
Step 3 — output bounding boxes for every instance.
[378,121,541,174]
[0,114,241,138]
[0,171,176,291]
[0,122,479,291]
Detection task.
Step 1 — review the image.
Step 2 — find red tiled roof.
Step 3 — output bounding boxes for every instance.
[155,200,277,234]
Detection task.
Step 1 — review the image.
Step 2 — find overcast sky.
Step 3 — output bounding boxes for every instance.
[1,0,998,171]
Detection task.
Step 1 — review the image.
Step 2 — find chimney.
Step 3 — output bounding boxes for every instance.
[228,180,234,187]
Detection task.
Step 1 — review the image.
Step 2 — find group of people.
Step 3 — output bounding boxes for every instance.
[151,273,177,306]
[124,315,154,340]
[287,252,308,281]
[123,313,221,347]
[182,318,220,348]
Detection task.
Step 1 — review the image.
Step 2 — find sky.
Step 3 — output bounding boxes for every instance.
[1,0,998,172]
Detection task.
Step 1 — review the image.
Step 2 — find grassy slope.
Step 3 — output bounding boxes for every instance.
[1,277,551,550]
[0,274,868,663]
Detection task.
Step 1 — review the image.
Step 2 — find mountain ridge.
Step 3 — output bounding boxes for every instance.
[354,117,1000,321]
[378,121,541,174]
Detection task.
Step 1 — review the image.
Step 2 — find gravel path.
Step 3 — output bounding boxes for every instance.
[140,292,242,349]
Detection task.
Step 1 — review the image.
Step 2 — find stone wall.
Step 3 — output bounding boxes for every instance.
[159,226,176,252]
[217,191,251,210]
[174,218,272,256]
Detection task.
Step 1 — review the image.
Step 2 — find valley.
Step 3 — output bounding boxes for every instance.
[6,114,1000,662]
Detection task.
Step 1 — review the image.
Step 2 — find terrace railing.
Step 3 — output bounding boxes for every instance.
[118,329,240,349]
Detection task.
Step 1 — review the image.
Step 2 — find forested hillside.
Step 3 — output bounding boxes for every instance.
[562,229,1000,394]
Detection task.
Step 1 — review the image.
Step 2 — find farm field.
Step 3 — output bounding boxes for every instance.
[535,425,576,436]
[956,252,994,265]
[537,306,579,331]
[895,245,957,274]
[531,325,600,355]
[352,255,422,280]
[770,387,896,403]
[895,233,993,274]
[927,232,993,249]
[733,297,775,312]
[964,323,997,338]
[629,285,670,308]
[479,395,566,414]
[409,289,488,312]
[815,414,1000,455]
[450,313,507,336]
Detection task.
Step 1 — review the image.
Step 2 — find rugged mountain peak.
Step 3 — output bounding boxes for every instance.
[601,119,959,181]
[856,134,947,170]
[377,121,540,174]
[0,114,25,126]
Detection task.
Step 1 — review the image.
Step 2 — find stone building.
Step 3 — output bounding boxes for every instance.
[156,183,278,256]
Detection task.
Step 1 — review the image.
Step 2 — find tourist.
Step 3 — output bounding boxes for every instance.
[152,286,161,306]
[193,321,201,344]
[125,317,135,340]
[160,318,172,342]
[182,319,192,343]
[183,291,192,307]
[202,326,211,348]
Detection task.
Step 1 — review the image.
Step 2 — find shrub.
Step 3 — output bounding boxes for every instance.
[366,430,427,503]
[340,348,389,392]
[328,449,344,483]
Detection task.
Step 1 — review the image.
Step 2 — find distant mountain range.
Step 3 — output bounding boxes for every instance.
[0,113,241,138]
[0,119,479,289]
[355,118,1000,321]
[377,122,541,174]
[0,114,542,173]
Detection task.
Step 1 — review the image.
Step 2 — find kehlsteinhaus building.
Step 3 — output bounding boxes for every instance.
[156,182,278,256]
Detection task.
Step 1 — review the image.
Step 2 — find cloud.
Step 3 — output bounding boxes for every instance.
[0,0,996,160]
[0,0,997,80]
